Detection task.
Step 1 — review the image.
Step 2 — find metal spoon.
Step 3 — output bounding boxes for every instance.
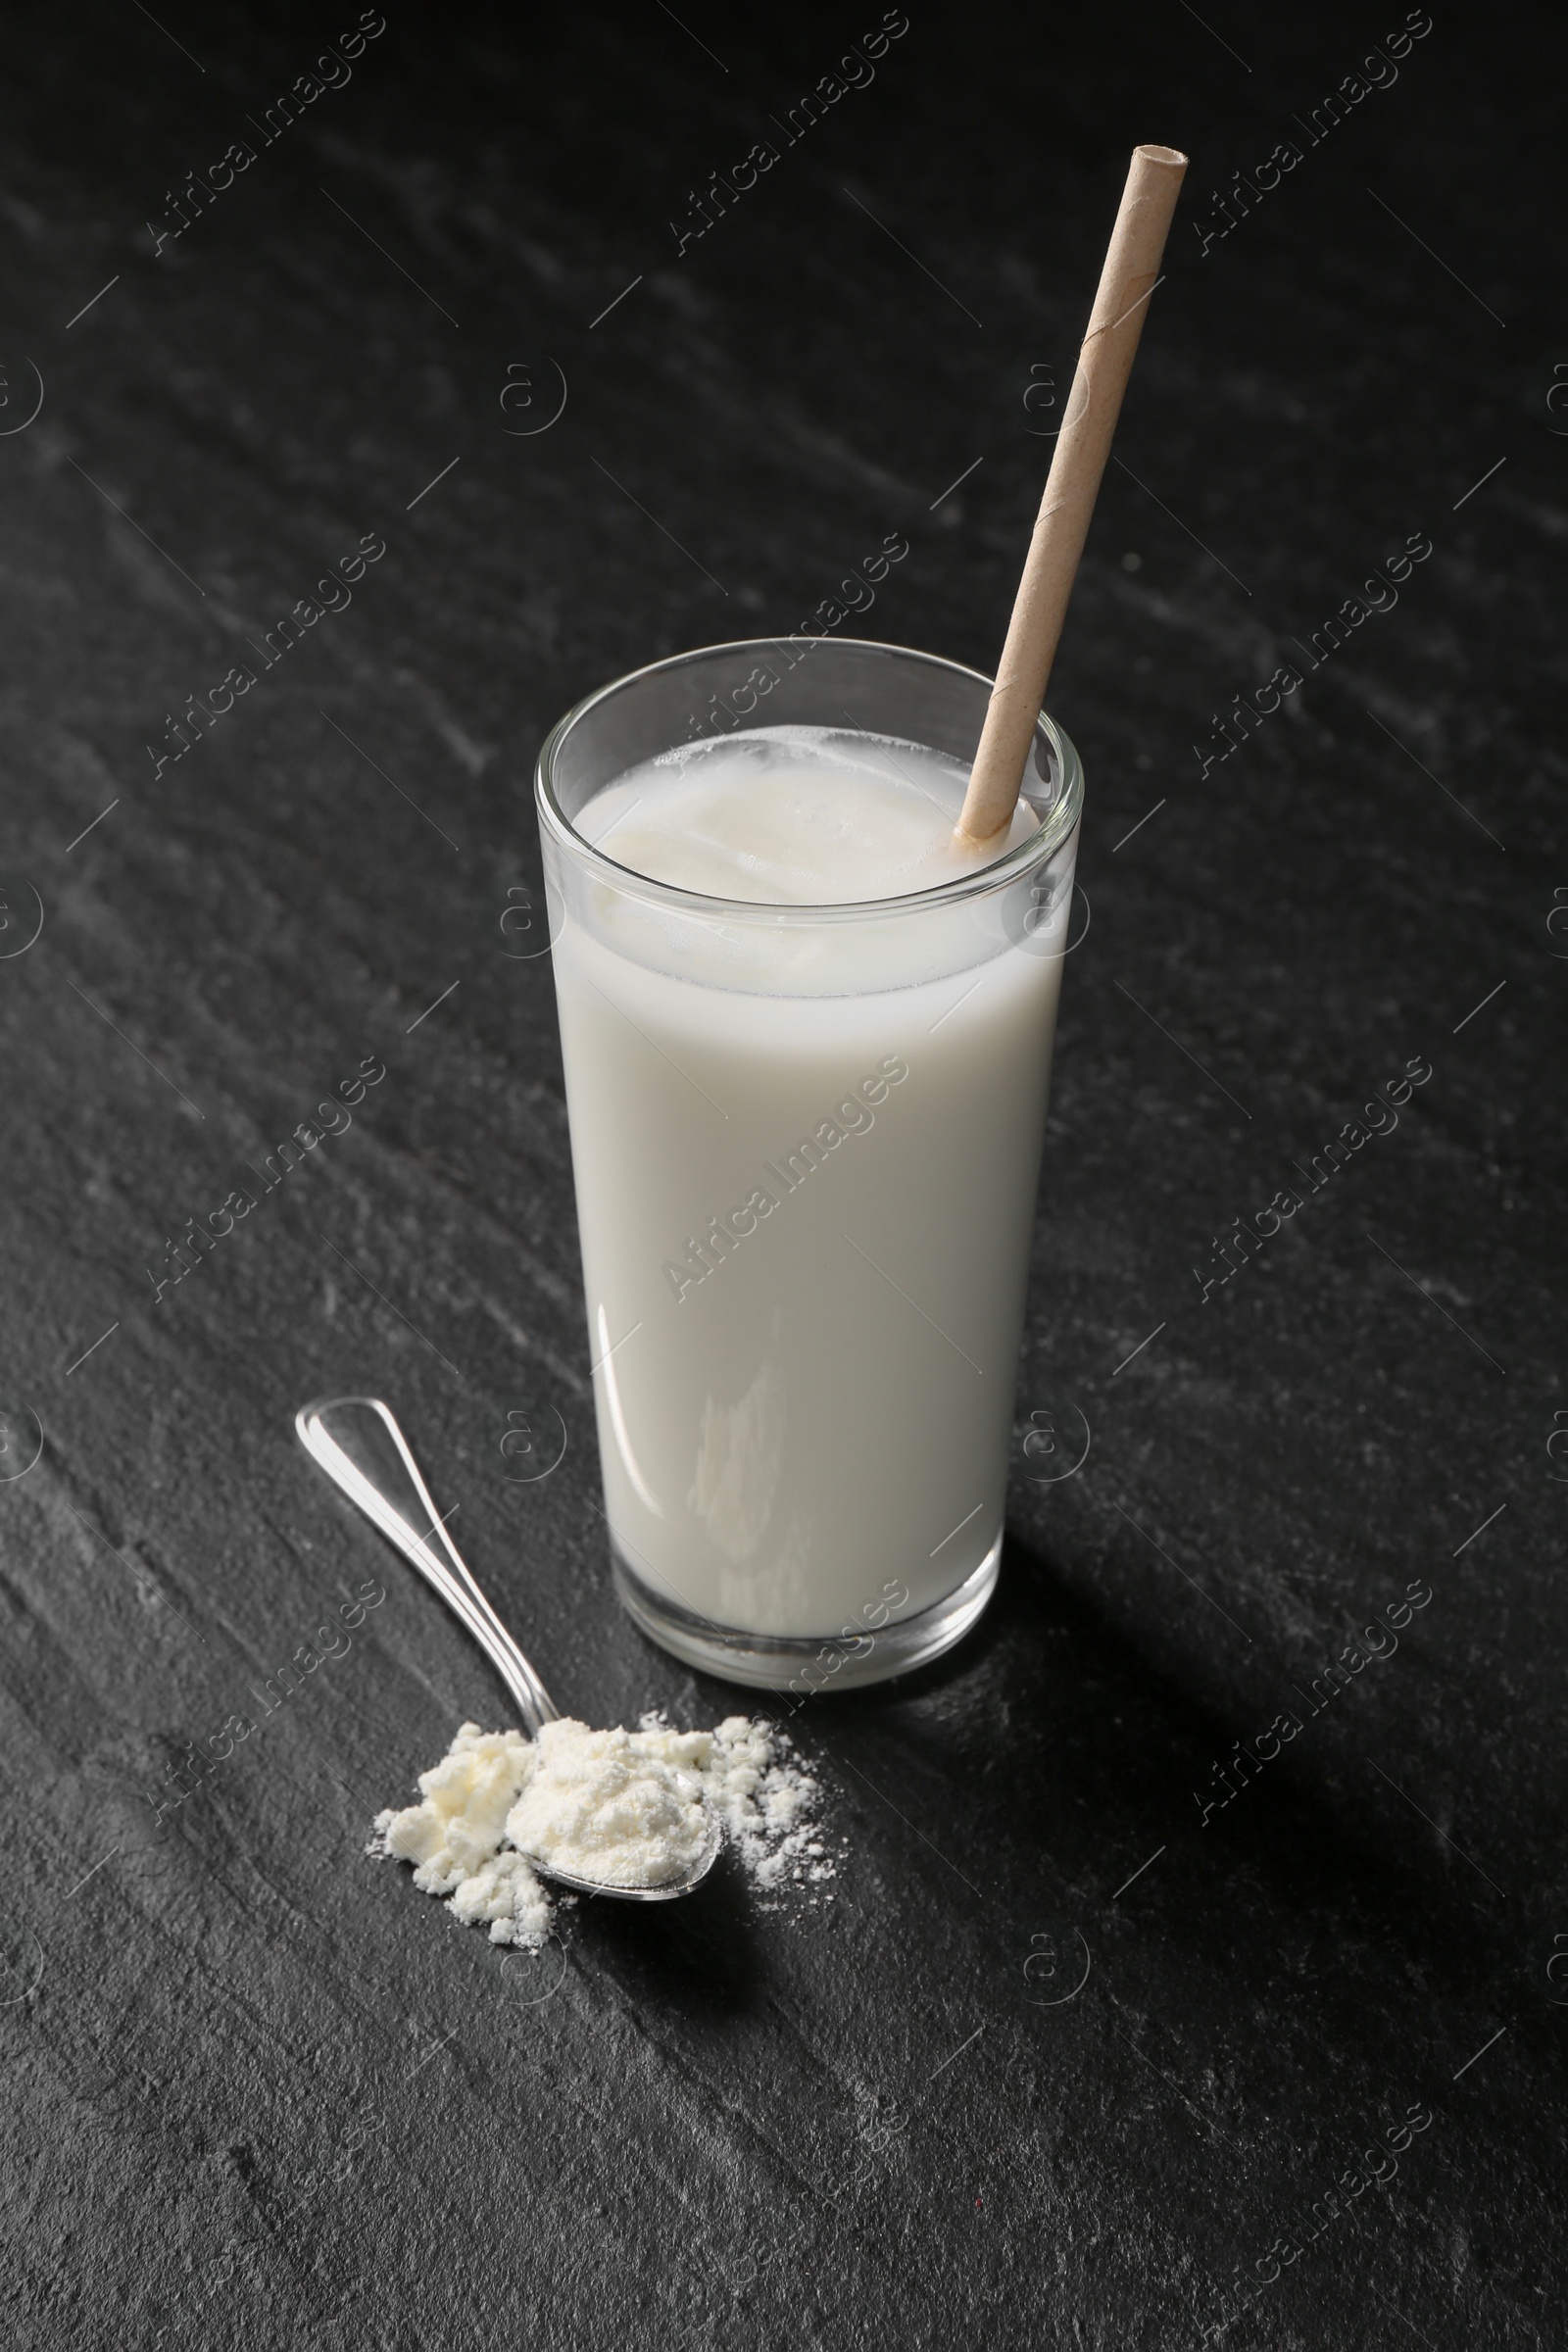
[294,1396,719,1901]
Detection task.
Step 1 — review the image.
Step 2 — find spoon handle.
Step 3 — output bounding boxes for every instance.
[295,1396,560,1736]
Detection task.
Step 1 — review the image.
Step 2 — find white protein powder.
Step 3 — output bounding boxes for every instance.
[370,1712,832,1947]
[369,1723,551,1947]
[508,1719,711,1889]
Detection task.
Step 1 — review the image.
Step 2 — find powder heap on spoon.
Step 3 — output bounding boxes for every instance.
[370,1712,832,1947]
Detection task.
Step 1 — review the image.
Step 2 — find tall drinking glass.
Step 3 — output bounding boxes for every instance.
[535,638,1082,1690]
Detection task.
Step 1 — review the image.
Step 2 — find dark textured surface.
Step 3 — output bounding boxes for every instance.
[1,2,1563,2344]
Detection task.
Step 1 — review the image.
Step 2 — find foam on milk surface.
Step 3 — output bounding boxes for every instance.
[578,726,1036,903]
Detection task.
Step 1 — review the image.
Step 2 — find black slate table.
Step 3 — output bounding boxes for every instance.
[3,3,1564,2344]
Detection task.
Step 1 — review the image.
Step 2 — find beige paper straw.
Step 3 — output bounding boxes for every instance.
[955,143,1188,844]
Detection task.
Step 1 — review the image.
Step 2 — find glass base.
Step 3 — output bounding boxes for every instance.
[610,1531,1001,1692]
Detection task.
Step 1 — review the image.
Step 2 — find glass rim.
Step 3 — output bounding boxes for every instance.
[533,636,1084,924]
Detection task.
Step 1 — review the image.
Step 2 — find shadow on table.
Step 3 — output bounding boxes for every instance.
[733,1526,1547,2001]
[564,1838,768,2020]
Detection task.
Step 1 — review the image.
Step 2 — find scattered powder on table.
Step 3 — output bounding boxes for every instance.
[369,1712,833,1947]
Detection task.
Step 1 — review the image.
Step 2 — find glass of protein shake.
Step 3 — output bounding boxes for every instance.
[534,636,1081,1690]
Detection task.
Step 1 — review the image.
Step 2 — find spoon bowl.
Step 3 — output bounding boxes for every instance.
[294,1396,719,1902]
[512,1818,723,1905]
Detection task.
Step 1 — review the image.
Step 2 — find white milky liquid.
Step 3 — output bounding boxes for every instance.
[550,726,1069,1642]
[583,727,1038,901]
